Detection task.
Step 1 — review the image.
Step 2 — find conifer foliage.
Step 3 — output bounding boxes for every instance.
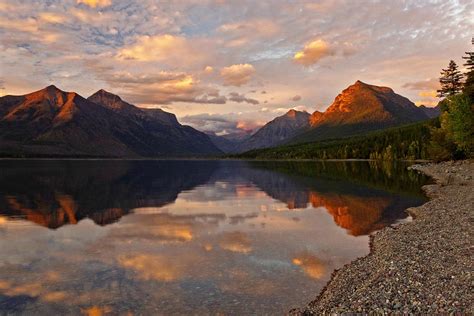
[462,37,474,101]
[437,60,463,98]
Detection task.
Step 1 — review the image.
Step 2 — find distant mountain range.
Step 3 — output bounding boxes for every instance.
[418,104,441,118]
[235,81,440,152]
[0,81,440,157]
[0,85,221,157]
[236,109,310,152]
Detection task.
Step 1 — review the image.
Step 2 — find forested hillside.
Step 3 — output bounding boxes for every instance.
[234,120,435,160]
[236,42,474,162]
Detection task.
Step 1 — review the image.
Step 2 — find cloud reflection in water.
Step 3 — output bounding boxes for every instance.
[0,160,428,314]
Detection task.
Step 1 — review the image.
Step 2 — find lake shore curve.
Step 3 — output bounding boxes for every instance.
[292,160,473,314]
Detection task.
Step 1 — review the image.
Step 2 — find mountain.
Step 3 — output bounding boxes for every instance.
[418,104,441,118]
[207,130,255,153]
[0,85,221,157]
[206,133,240,153]
[0,81,438,156]
[236,109,310,152]
[235,120,435,160]
[87,89,221,155]
[88,89,179,126]
[233,81,436,153]
[290,80,432,144]
[311,80,429,126]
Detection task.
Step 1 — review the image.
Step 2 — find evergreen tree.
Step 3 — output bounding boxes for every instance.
[437,60,463,98]
[462,37,474,102]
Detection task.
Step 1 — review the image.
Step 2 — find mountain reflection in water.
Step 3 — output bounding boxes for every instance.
[0,160,428,314]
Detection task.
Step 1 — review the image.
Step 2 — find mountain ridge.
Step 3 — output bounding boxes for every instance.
[418,104,441,118]
[0,81,440,157]
[88,89,180,126]
[235,109,311,152]
[0,85,221,157]
[287,80,432,145]
[225,80,435,153]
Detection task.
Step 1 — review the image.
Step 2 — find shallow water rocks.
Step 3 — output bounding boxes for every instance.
[293,160,474,314]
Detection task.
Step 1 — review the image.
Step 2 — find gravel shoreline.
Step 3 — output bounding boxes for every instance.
[291,160,473,314]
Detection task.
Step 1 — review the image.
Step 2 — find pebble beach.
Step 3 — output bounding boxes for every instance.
[292,160,473,314]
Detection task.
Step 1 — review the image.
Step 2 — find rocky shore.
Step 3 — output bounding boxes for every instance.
[292,160,473,314]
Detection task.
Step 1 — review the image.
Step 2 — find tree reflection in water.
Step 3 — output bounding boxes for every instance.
[0,160,428,314]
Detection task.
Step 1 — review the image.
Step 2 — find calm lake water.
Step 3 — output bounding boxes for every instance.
[0,160,428,315]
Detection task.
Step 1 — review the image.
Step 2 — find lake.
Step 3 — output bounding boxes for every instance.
[0,160,428,315]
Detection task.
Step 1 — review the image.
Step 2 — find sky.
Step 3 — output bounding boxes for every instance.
[0,0,472,136]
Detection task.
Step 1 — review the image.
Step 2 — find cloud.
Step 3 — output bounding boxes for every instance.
[218,19,279,37]
[402,78,439,90]
[194,94,227,104]
[204,66,214,74]
[272,107,289,114]
[0,0,470,122]
[236,120,261,131]
[293,105,309,112]
[0,17,38,33]
[181,113,242,135]
[104,211,226,244]
[122,89,227,106]
[415,100,439,107]
[0,2,14,11]
[292,252,325,279]
[117,34,210,66]
[39,12,66,24]
[76,0,112,8]
[219,231,252,253]
[414,89,439,107]
[220,64,255,86]
[228,213,258,225]
[271,105,308,114]
[180,113,262,136]
[293,39,335,66]
[218,19,279,47]
[304,2,339,12]
[118,34,182,62]
[99,71,227,105]
[68,7,113,24]
[291,95,301,101]
[105,71,190,85]
[228,92,259,104]
[418,90,437,98]
[402,79,440,106]
[118,254,188,281]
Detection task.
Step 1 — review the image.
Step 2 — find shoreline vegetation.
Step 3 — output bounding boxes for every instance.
[0,157,432,162]
[236,45,473,162]
[233,120,435,160]
[291,160,473,314]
